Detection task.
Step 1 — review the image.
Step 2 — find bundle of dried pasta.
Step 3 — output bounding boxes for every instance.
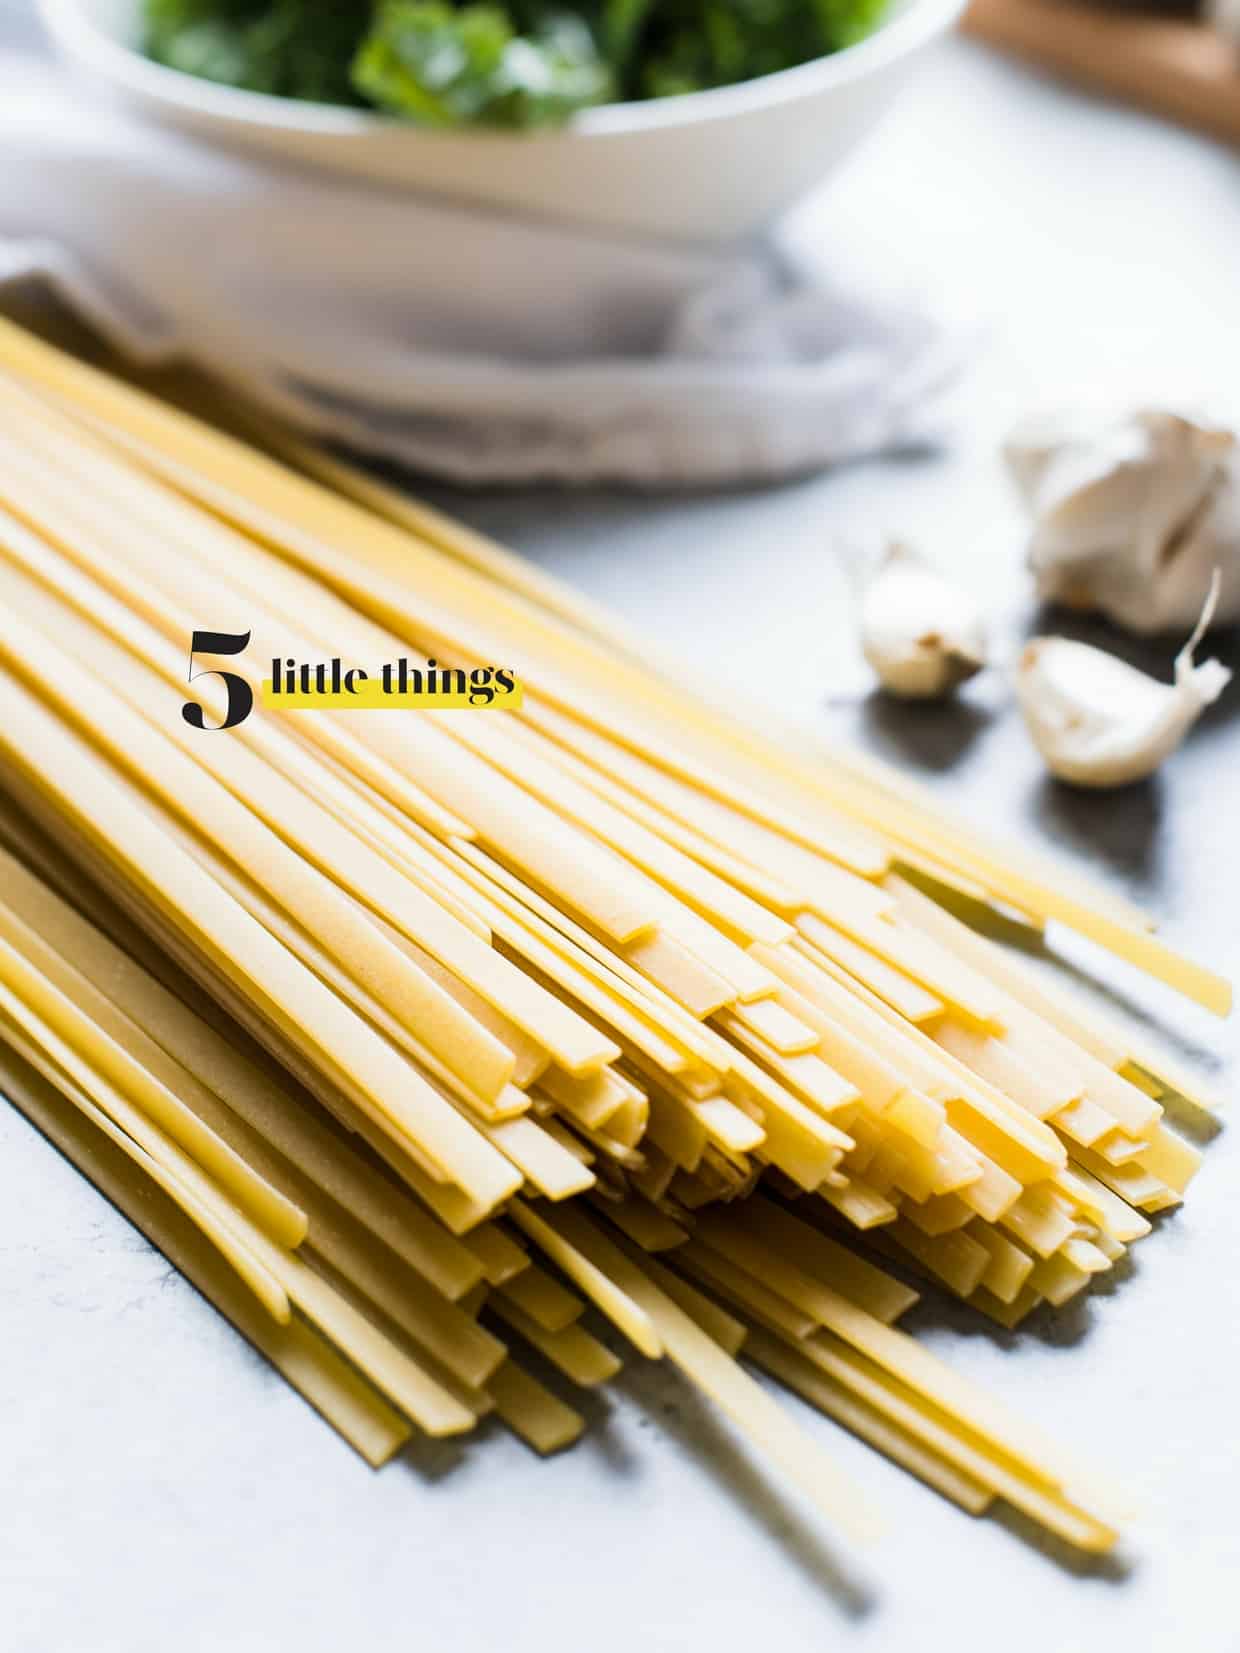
[0,317,1222,1570]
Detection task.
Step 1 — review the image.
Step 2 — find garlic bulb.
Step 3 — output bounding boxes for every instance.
[1006,407,1240,635]
[1015,579,1231,788]
[859,542,987,699]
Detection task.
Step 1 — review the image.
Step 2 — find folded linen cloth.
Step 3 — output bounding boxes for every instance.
[0,49,966,485]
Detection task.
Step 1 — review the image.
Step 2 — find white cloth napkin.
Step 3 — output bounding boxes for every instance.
[0,50,966,485]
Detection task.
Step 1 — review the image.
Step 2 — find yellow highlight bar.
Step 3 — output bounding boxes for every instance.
[261,678,523,711]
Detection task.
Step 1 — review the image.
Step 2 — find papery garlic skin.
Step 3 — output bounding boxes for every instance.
[859,542,987,699]
[1006,408,1240,635]
[1015,585,1231,788]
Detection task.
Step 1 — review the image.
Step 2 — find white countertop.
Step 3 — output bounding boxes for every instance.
[3,16,1240,1652]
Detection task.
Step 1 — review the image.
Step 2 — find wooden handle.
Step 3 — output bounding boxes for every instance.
[963,0,1240,146]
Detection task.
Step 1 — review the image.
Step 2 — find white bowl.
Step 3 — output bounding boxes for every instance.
[40,0,965,241]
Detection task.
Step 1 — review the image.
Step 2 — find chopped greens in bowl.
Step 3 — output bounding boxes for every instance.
[142,0,891,130]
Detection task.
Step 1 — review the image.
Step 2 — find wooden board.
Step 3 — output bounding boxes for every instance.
[963,0,1240,147]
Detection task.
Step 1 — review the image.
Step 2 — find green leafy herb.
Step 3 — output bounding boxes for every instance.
[353,4,615,128]
[142,0,889,129]
[144,0,368,104]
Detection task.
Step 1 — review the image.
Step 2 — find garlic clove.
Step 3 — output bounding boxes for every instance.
[1016,576,1231,788]
[859,542,988,700]
[1007,407,1240,636]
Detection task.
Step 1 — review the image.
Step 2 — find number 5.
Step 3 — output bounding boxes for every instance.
[182,629,254,731]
